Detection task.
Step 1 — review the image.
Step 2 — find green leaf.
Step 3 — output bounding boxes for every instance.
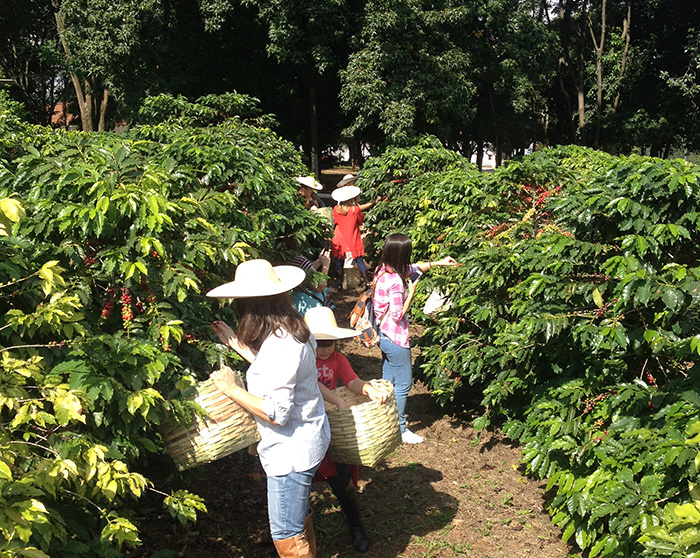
[593,287,604,308]
[662,287,684,311]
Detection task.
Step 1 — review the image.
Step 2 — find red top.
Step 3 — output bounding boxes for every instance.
[331,206,365,258]
[314,351,361,483]
[316,351,359,390]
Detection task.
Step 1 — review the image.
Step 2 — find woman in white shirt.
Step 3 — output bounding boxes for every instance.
[207,259,330,558]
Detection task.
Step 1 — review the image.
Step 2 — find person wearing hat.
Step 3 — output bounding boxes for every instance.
[303,306,388,553]
[296,175,324,211]
[330,176,381,288]
[335,173,358,188]
[207,259,330,558]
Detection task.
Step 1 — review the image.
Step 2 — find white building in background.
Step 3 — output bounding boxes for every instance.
[471,150,497,169]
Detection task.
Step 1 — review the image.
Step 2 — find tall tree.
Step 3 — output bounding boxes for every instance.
[341,1,477,151]
[52,0,163,131]
[553,0,632,147]
[340,0,554,166]
[200,0,356,175]
[0,0,65,125]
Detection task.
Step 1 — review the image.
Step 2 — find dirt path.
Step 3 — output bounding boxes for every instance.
[130,290,575,558]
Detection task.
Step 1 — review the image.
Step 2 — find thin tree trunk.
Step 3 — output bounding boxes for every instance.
[83,79,93,132]
[613,2,631,113]
[587,0,606,148]
[476,140,484,171]
[55,11,91,131]
[348,138,362,168]
[98,88,108,132]
[559,0,587,142]
[309,83,319,178]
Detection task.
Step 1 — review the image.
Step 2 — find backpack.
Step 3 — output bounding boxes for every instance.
[349,272,387,348]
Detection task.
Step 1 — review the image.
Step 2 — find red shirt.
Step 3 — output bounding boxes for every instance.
[316,351,359,389]
[314,350,362,482]
[331,206,365,258]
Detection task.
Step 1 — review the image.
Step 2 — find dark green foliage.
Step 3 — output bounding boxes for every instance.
[359,141,700,556]
[0,94,328,556]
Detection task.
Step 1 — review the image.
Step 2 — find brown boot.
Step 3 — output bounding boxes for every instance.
[305,514,316,556]
[272,517,316,558]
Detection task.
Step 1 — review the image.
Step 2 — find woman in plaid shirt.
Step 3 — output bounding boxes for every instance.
[373,233,458,444]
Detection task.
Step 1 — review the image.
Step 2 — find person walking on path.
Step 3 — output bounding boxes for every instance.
[207,259,330,558]
[330,174,381,288]
[303,306,388,552]
[373,233,459,444]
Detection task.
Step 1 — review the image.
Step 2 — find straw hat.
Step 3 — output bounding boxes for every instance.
[336,174,357,188]
[207,259,305,298]
[296,176,323,191]
[304,306,360,340]
[332,185,361,203]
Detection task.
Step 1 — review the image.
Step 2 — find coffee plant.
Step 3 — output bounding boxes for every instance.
[0,94,329,557]
[359,141,700,557]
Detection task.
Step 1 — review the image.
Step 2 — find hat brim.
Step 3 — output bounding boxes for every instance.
[331,185,361,202]
[296,176,323,191]
[312,328,361,340]
[206,265,306,298]
[336,176,357,188]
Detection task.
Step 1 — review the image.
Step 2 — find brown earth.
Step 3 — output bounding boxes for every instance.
[128,288,577,558]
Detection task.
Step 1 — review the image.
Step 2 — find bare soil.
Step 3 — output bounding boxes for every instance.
[129,289,576,558]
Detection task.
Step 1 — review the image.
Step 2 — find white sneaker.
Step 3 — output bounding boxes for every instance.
[401,429,424,444]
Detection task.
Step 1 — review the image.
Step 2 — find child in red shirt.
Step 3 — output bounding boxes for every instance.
[304,306,387,553]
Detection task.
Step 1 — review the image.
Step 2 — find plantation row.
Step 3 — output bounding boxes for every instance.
[0,94,330,557]
[359,139,700,557]
[2,91,700,558]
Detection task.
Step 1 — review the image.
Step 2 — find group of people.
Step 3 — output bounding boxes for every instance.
[205,173,458,557]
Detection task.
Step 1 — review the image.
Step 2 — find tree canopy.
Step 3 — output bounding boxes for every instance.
[1,0,700,163]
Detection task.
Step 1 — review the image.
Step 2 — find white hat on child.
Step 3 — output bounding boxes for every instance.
[304,306,360,340]
[331,185,361,203]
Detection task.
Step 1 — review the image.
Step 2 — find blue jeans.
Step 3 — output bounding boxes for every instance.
[379,333,413,433]
[335,256,368,274]
[267,464,320,540]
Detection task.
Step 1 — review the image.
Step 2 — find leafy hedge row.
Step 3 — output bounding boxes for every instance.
[0,94,328,557]
[359,140,700,557]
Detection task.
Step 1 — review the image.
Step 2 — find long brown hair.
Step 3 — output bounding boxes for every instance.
[376,233,413,279]
[335,198,359,216]
[235,293,310,351]
[297,186,319,209]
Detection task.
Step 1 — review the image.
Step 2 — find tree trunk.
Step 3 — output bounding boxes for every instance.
[476,140,484,171]
[613,2,632,113]
[348,138,363,168]
[559,0,588,142]
[586,0,607,148]
[309,83,319,178]
[54,9,107,132]
[98,87,108,132]
[82,79,93,132]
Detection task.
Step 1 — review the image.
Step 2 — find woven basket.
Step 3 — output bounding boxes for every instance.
[162,370,261,471]
[325,379,401,467]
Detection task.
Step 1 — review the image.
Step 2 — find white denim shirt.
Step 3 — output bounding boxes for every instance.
[246,330,330,477]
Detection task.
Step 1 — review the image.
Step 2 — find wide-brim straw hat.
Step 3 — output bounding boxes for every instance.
[336,174,357,188]
[305,306,360,340]
[207,259,305,298]
[332,185,361,203]
[296,175,323,191]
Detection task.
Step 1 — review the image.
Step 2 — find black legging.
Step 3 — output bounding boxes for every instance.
[326,462,351,493]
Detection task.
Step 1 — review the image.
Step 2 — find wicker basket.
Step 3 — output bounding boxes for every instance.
[162,370,261,471]
[325,379,401,467]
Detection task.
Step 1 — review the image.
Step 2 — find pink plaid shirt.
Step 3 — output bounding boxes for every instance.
[373,264,419,349]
